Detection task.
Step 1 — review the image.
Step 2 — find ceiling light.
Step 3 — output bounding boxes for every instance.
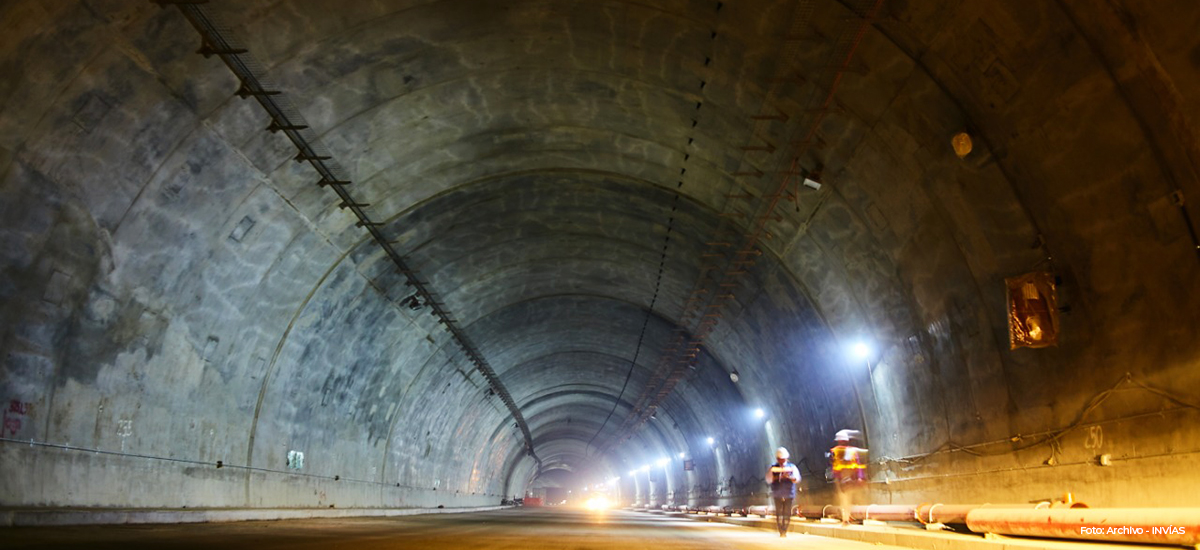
[803,164,823,190]
[952,132,973,158]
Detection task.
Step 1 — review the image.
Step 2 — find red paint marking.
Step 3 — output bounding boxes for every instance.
[3,413,21,436]
[7,400,33,415]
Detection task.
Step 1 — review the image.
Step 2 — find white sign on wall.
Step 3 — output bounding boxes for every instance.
[287,450,304,470]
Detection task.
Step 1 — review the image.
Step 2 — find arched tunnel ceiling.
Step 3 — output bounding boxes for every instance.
[1,0,1199,509]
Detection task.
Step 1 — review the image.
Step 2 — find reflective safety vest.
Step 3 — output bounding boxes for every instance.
[767,461,799,499]
[830,445,867,483]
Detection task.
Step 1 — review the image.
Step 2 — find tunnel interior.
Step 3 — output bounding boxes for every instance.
[1,0,1199,514]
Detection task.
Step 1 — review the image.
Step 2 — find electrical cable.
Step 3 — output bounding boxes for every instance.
[587,194,681,455]
[875,373,1200,465]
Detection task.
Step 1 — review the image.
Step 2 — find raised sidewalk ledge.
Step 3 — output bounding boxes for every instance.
[0,505,509,527]
[656,511,1174,550]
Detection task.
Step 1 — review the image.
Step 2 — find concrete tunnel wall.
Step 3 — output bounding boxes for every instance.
[1,0,1199,517]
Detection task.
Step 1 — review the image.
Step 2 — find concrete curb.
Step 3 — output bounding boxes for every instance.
[656,511,1170,550]
[0,505,510,527]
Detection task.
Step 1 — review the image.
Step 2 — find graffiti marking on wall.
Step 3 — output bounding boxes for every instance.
[3,399,36,437]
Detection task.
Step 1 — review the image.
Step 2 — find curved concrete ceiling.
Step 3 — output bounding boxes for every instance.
[1,0,1198,512]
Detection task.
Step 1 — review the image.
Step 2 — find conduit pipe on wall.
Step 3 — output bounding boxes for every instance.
[965,507,1200,546]
[794,502,1069,523]
[849,504,925,522]
[854,503,1055,523]
[698,502,1047,522]
[797,504,839,519]
[914,503,1046,524]
[746,505,772,517]
[673,503,1198,546]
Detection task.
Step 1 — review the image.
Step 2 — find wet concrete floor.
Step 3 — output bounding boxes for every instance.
[5,507,915,549]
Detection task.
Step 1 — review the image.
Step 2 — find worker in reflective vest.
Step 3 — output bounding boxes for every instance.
[765,447,801,537]
[830,429,867,523]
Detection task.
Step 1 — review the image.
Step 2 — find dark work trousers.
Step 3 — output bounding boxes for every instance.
[773,497,793,535]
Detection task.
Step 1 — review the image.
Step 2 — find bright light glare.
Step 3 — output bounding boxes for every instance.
[754,408,765,419]
[706,436,715,445]
[640,464,650,472]
[628,470,637,476]
[585,495,611,511]
[677,452,685,459]
[852,341,871,359]
[656,457,669,467]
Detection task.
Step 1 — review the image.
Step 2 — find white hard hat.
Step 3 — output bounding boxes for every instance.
[775,447,790,459]
[835,429,861,442]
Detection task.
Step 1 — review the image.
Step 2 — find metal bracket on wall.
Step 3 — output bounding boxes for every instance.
[158,1,541,470]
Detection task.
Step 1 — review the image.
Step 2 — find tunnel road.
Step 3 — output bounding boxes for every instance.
[5,507,914,549]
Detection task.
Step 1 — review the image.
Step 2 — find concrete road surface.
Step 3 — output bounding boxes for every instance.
[5,507,914,549]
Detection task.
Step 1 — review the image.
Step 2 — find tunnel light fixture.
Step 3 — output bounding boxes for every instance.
[706,436,715,446]
[585,495,612,511]
[677,452,685,459]
[628,470,637,476]
[852,341,872,360]
[640,464,650,472]
[754,408,766,419]
[656,458,669,468]
[952,132,973,159]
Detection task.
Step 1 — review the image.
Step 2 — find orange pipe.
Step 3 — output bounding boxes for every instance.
[966,507,1200,546]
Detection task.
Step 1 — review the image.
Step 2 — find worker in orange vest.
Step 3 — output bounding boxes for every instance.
[830,429,867,523]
